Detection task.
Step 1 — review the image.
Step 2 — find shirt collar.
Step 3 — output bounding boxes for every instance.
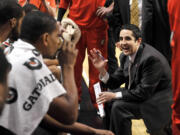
[128,46,140,63]
[13,39,36,50]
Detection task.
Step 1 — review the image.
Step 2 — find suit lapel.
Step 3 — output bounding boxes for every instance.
[129,44,144,88]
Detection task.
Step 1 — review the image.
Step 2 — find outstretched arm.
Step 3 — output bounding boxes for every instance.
[41,114,114,135]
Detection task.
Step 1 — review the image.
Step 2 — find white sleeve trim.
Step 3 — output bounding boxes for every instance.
[99,72,109,83]
[115,92,122,99]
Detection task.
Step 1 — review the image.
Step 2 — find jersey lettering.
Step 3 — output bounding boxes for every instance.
[23,73,56,111]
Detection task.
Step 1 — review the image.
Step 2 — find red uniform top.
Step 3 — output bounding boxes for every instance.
[59,0,108,28]
[19,0,56,13]
[168,0,180,125]
[19,0,27,7]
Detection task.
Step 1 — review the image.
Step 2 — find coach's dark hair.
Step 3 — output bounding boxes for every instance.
[120,24,142,40]
[0,0,23,25]
[20,11,57,44]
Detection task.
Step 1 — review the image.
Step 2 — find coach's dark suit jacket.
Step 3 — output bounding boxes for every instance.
[103,43,172,131]
[141,0,172,65]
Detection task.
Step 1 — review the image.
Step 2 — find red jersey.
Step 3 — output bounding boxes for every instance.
[168,0,180,125]
[19,0,27,7]
[19,0,56,13]
[59,0,108,28]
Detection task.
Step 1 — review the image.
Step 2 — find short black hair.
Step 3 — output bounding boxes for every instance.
[20,11,57,44]
[0,48,11,83]
[0,0,23,25]
[23,4,38,14]
[120,24,142,40]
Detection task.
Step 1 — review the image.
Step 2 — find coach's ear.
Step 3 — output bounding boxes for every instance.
[137,37,142,44]
[9,17,17,28]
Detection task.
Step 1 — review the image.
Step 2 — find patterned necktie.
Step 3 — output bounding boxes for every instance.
[130,0,139,27]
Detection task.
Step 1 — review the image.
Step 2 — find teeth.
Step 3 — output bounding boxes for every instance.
[122,46,128,49]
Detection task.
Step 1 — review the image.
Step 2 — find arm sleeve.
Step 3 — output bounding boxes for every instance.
[99,72,109,83]
[102,54,127,89]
